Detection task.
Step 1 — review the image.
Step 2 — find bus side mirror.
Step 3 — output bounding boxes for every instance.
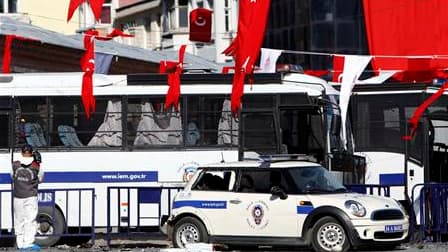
[331,115,341,136]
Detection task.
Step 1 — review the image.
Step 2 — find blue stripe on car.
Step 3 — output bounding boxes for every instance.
[297,205,314,214]
[173,200,227,209]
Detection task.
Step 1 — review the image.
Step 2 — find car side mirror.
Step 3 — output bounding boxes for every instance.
[270,186,288,200]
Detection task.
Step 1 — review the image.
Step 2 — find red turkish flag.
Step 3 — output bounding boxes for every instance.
[81,29,98,118]
[67,0,84,22]
[189,8,212,42]
[222,0,271,113]
[89,0,105,21]
[67,0,105,22]
[160,45,187,111]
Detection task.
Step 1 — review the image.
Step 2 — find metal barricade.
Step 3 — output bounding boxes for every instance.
[0,188,95,245]
[411,183,448,242]
[106,186,183,246]
[345,184,391,197]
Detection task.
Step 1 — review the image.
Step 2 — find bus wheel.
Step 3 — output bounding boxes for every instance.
[311,216,350,252]
[35,206,66,247]
[173,217,208,248]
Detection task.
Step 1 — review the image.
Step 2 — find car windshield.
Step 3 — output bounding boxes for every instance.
[288,166,347,194]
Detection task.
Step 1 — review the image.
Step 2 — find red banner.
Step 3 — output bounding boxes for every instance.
[223,0,271,114]
[363,0,448,82]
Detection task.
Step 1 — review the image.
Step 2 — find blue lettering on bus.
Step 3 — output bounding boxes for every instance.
[38,191,55,206]
[173,200,227,209]
[0,171,158,184]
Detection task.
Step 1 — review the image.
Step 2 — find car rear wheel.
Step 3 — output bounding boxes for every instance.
[311,216,350,252]
[172,217,209,248]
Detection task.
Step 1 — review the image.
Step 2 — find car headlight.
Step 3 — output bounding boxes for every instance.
[345,200,366,217]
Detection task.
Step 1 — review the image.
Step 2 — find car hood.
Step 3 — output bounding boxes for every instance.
[307,193,403,217]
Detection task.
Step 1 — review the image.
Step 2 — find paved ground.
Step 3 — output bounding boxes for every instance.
[2,234,448,251]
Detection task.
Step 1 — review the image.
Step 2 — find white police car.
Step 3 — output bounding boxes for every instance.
[164,159,409,252]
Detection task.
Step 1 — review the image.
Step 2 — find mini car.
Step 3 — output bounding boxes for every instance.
[164,158,409,252]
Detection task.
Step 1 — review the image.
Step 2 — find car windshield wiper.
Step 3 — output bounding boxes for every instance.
[304,188,334,194]
[304,188,348,194]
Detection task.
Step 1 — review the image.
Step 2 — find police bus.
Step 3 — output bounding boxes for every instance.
[348,83,448,216]
[0,72,360,246]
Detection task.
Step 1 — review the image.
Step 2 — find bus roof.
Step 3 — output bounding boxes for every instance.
[0,72,336,97]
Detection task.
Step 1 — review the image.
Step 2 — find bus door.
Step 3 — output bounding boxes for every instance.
[428,110,448,183]
[0,97,13,156]
[0,97,13,228]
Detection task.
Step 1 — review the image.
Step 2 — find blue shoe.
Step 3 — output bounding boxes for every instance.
[29,244,41,251]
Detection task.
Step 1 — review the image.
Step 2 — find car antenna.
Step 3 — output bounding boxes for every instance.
[220,152,225,163]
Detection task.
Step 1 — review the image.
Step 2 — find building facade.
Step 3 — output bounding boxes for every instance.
[263,0,368,71]
[114,0,237,63]
[0,0,116,35]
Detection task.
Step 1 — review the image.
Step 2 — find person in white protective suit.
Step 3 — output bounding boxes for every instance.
[11,144,43,251]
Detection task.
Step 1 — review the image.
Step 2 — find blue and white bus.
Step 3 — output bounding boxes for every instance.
[0,72,358,246]
[348,83,448,222]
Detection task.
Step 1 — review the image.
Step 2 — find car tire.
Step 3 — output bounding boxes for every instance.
[172,217,209,248]
[35,206,66,247]
[311,216,350,252]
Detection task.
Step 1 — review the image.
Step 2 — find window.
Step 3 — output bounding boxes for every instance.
[241,112,277,153]
[168,0,188,30]
[224,0,230,32]
[192,170,235,191]
[237,170,293,194]
[351,93,423,161]
[50,97,118,148]
[15,97,49,148]
[0,0,17,13]
[100,0,112,24]
[130,96,183,148]
[14,96,124,149]
[241,95,277,153]
[186,95,229,146]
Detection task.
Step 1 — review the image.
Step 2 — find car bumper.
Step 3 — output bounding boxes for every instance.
[351,218,409,244]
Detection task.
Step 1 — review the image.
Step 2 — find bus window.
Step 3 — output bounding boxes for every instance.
[217,99,238,146]
[50,97,120,148]
[132,97,183,147]
[185,95,224,146]
[280,109,325,162]
[241,112,277,154]
[87,99,123,147]
[15,97,48,148]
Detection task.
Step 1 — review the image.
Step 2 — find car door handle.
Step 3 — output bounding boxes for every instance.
[229,199,242,204]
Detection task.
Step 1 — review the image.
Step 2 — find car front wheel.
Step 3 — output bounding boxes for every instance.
[311,216,350,252]
[172,217,209,248]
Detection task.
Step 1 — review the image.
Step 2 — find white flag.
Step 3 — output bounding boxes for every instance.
[258,48,282,73]
[339,55,372,149]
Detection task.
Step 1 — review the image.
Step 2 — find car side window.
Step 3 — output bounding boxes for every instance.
[192,170,235,191]
[237,170,291,193]
[237,170,293,194]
